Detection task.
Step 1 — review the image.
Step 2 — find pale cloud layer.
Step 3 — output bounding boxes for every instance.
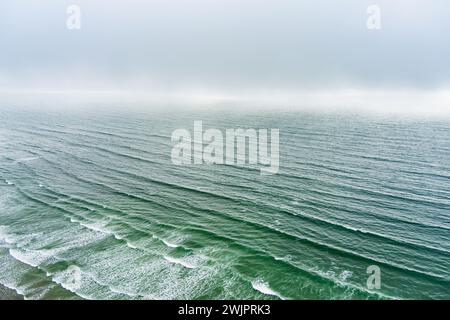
[0,0,449,111]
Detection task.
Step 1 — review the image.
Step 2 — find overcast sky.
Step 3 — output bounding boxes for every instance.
[0,0,449,111]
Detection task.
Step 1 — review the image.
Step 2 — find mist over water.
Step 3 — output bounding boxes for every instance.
[1,0,450,300]
[0,105,449,299]
[1,0,450,111]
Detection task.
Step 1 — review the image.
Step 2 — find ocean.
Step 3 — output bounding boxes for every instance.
[0,105,449,299]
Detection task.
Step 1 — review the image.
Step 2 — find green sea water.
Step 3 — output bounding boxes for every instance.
[0,105,449,299]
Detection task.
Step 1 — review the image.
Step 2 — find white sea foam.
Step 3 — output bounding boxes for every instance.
[162,239,179,248]
[274,256,283,261]
[9,246,67,268]
[152,235,180,248]
[163,256,196,269]
[113,234,124,240]
[0,281,26,299]
[321,269,353,285]
[0,251,33,299]
[6,234,215,300]
[69,217,146,253]
[125,241,138,249]
[74,219,111,235]
[51,269,102,300]
[58,265,83,291]
[274,255,292,262]
[9,249,40,267]
[0,226,15,244]
[251,280,286,300]
[77,220,131,244]
[339,270,353,282]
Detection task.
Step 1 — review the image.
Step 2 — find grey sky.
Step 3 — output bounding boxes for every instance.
[0,0,449,94]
